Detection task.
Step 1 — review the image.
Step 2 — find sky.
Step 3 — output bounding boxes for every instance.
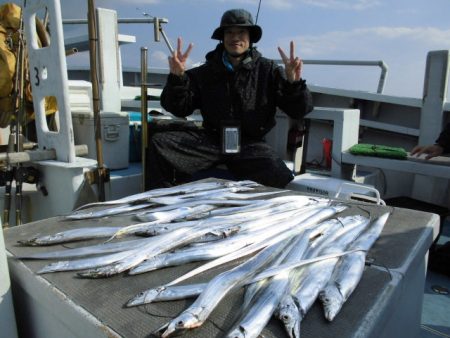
[29,0,450,98]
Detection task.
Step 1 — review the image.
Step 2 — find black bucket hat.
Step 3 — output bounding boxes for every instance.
[211,9,262,43]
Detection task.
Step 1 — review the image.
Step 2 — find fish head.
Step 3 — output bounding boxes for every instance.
[18,236,42,246]
[126,287,163,307]
[77,264,120,278]
[278,296,301,338]
[37,261,70,274]
[126,293,145,307]
[161,312,200,337]
[319,285,343,321]
[143,287,166,304]
[279,307,300,338]
[227,326,246,338]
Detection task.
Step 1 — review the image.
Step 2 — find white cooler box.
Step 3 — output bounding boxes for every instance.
[287,173,385,205]
[72,112,130,170]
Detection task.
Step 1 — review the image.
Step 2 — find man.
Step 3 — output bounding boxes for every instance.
[147,8,313,189]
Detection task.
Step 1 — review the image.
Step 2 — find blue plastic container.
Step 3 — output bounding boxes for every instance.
[128,112,152,162]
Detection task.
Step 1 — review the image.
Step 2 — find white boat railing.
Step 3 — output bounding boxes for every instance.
[63,17,174,53]
[275,58,388,94]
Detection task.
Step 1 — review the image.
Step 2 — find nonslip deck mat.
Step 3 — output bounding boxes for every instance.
[4,185,438,338]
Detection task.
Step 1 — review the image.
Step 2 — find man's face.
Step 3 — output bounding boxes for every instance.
[223,27,250,57]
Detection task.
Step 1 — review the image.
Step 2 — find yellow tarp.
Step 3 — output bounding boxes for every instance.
[0,3,56,129]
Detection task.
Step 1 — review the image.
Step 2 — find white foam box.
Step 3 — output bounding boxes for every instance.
[287,172,382,203]
[72,111,130,170]
[68,80,93,114]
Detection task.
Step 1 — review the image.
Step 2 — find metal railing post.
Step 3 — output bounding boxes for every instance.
[140,47,148,191]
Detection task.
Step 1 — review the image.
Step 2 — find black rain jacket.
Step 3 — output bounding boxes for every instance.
[160,43,313,140]
[436,122,450,153]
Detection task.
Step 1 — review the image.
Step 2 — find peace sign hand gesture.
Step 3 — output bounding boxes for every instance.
[278,41,303,83]
[168,37,194,77]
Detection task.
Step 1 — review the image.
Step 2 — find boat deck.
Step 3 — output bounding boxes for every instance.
[421,217,450,338]
[3,185,439,338]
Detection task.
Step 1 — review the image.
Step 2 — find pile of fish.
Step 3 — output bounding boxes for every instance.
[17,179,390,338]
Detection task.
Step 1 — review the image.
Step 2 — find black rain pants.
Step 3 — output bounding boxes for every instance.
[145,129,294,190]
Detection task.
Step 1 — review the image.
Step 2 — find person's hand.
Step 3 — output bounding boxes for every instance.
[168,37,193,77]
[410,144,444,159]
[278,41,303,83]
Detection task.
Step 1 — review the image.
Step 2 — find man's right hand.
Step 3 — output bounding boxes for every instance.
[168,37,194,77]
